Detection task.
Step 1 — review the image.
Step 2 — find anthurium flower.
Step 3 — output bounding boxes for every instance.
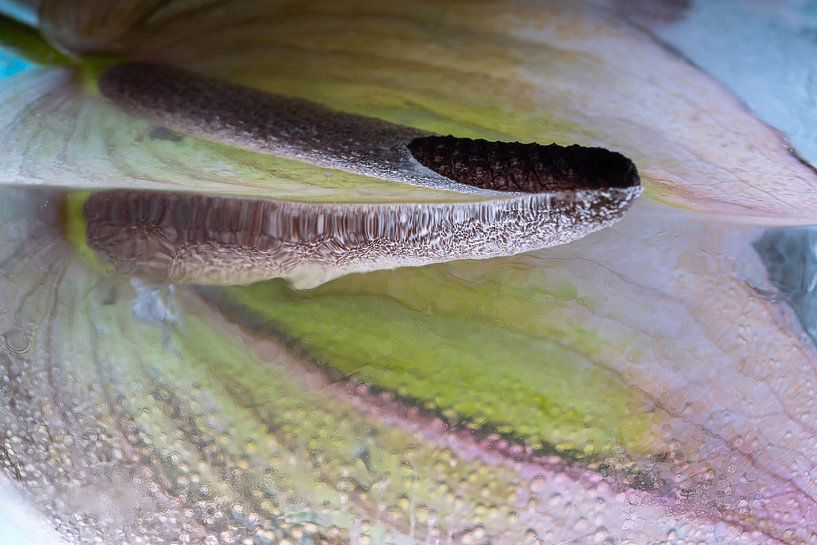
[4,0,817,223]
[1,1,817,545]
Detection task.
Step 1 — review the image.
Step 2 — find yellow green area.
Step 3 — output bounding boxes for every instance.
[62,191,113,273]
[201,6,592,146]
[218,271,663,462]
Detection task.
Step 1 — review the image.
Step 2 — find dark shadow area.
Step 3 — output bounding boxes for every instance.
[408,136,640,193]
[754,227,817,347]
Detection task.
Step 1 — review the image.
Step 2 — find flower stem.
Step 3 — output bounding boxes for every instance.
[0,13,71,65]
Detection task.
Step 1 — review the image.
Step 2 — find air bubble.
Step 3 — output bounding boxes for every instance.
[3,327,30,353]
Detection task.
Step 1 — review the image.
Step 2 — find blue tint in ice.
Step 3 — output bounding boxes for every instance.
[0,0,38,27]
[0,0,38,78]
[755,226,817,346]
[656,0,817,338]
[660,0,817,167]
[0,49,31,78]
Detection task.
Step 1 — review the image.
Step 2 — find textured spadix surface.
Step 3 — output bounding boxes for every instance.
[80,186,638,288]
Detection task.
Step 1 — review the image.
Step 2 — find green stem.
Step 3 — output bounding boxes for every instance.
[0,13,71,65]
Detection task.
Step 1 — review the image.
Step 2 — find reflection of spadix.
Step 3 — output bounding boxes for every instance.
[84,186,640,288]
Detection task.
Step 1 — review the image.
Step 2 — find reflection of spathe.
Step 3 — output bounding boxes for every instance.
[83,187,640,288]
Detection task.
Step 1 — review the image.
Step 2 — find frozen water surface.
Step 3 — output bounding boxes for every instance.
[0,48,29,78]
[1,1,817,544]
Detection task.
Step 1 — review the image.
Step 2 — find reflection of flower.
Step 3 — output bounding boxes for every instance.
[1,1,817,544]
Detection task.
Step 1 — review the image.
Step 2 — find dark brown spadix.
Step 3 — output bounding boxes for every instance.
[407,136,640,193]
[98,62,640,196]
